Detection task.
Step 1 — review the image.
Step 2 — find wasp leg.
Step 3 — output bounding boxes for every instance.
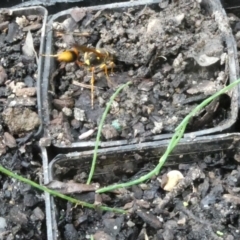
[90,67,95,109]
[98,62,115,88]
[76,60,84,67]
[109,61,115,75]
[103,61,115,76]
[102,64,113,88]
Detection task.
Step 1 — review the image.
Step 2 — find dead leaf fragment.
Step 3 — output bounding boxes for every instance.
[15,87,36,97]
[161,170,184,191]
[16,15,29,28]
[22,23,42,32]
[8,97,37,107]
[3,132,16,148]
[53,98,74,110]
[136,210,162,229]
[223,194,240,205]
[0,21,9,31]
[7,81,25,93]
[45,180,99,194]
[0,65,7,85]
[70,8,86,22]
[0,136,6,156]
[187,80,219,95]
[22,30,35,57]
[177,217,186,225]
[123,201,134,210]
[193,54,219,67]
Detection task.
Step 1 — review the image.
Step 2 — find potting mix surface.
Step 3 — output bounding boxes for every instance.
[0,1,240,240]
[48,0,231,146]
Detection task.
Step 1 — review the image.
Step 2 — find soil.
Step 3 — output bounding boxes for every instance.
[47,0,231,146]
[0,9,42,140]
[229,10,240,63]
[0,1,239,240]
[0,144,46,240]
[50,149,240,240]
[0,9,46,239]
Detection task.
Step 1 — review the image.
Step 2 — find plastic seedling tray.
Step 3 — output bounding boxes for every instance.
[43,132,240,240]
[223,0,240,10]
[7,6,47,138]
[42,0,239,149]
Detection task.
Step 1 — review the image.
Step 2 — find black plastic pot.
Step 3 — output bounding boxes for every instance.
[43,132,240,240]
[11,0,130,15]
[222,0,240,10]
[42,0,239,149]
[9,6,48,138]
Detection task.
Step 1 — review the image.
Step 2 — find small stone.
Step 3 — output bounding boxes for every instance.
[74,108,86,121]
[24,193,38,207]
[94,231,114,240]
[151,121,163,134]
[101,124,119,140]
[174,13,185,26]
[236,31,240,41]
[64,224,78,240]
[110,101,119,114]
[139,184,150,191]
[133,122,145,137]
[62,107,72,117]
[161,170,184,191]
[177,217,186,225]
[2,108,40,134]
[30,207,45,221]
[103,217,123,236]
[147,18,163,35]
[0,217,7,230]
[9,206,28,225]
[138,80,154,92]
[131,185,143,199]
[128,69,134,76]
[71,119,81,129]
[24,75,35,87]
[225,235,234,240]
[39,137,52,147]
[126,220,135,228]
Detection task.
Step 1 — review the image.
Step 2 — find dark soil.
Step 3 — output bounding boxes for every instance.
[0,9,46,239]
[0,9,42,141]
[229,10,240,63]
[0,1,240,240]
[50,149,240,240]
[47,0,231,146]
[0,145,46,240]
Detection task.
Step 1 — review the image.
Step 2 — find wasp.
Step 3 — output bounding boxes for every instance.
[42,44,116,108]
